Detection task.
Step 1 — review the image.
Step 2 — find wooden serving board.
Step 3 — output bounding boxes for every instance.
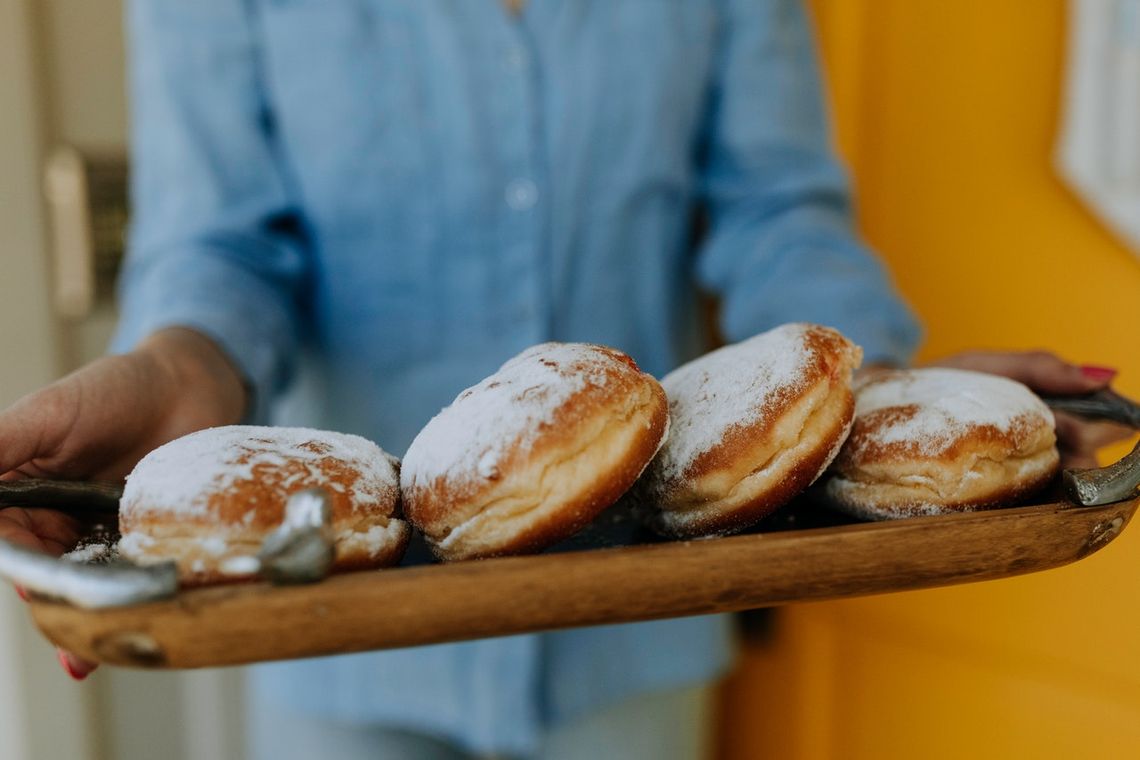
[27,495,1138,670]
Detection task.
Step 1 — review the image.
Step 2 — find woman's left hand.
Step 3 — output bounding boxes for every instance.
[930,351,1134,469]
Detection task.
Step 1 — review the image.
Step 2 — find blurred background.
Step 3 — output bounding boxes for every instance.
[0,1,1137,758]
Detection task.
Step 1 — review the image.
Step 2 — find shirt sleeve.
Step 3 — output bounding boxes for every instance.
[694,0,922,366]
[113,0,310,418]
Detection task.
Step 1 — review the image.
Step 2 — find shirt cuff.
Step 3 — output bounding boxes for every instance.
[714,243,924,368]
[111,251,298,423]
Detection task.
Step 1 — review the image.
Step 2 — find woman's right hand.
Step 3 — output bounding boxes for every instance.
[0,328,247,678]
[0,328,247,485]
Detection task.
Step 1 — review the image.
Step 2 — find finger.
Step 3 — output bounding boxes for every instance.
[1059,451,1100,470]
[57,649,97,681]
[1079,420,1135,449]
[0,388,70,477]
[0,523,50,552]
[853,364,896,382]
[1054,413,1137,456]
[998,352,1109,394]
[0,508,82,556]
[1077,365,1118,384]
[936,351,1115,395]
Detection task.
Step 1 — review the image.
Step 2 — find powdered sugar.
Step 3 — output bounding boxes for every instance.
[653,323,818,482]
[196,536,229,556]
[401,343,616,491]
[122,426,399,518]
[477,450,502,480]
[62,542,115,564]
[116,532,155,558]
[853,368,1054,455]
[336,521,409,559]
[840,499,980,521]
[219,556,260,576]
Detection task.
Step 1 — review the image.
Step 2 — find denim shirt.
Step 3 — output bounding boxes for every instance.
[114,0,920,755]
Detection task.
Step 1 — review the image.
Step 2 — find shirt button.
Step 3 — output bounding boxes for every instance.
[504,46,527,71]
[505,178,538,210]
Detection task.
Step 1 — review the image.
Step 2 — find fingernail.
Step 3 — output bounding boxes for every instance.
[57,650,88,681]
[1080,365,1117,382]
[14,585,27,602]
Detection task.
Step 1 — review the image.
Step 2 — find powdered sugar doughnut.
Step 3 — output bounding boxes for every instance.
[401,343,669,561]
[824,368,1059,519]
[119,426,409,585]
[638,323,862,538]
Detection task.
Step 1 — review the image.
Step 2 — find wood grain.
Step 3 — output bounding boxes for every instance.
[28,497,1137,669]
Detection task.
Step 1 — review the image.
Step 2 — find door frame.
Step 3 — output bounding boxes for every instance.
[0,2,100,759]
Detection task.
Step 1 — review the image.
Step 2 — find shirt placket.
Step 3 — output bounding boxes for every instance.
[495,20,549,344]
[463,13,548,757]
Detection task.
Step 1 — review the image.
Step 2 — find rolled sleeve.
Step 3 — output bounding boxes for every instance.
[695,0,921,365]
[113,0,310,416]
[112,247,298,405]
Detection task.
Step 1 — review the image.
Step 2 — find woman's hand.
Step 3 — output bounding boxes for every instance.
[0,328,247,484]
[930,350,1134,469]
[0,508,91,678]
[0,328,247,679]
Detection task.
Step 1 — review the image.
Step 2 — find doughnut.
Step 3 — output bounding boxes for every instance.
[824,368,1060,519]
[118,426,410,585]
[638,323,862,538]
[401,342,669,561]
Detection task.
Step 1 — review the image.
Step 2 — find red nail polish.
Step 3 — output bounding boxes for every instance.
[14,585,27,602]
[57,651,88,681]
[1080,365,1117,382]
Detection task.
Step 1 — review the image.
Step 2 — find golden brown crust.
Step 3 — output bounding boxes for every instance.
[825,460,1057,521]
[122,447,392,537]
[640,324,862,538]
[437,387,668,560]
[653,390,854,537]
[824,368,1060,519]
[402,343,669,561]
[680,326,858,485]
[119,427,410,584]
[120,519,412,587]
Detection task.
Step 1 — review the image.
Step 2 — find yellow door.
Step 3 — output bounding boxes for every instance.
[722,2,1140,758]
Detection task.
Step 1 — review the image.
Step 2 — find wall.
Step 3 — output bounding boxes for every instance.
[0,2,244,759]
[38,0,129,361]
[0,1,99,758]
[722,1,1140,758]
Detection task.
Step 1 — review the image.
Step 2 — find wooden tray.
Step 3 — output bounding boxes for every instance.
[26,494,1138,669]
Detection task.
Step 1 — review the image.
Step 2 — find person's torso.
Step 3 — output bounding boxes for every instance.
[248,9,737,749]
[257,2,722,452]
